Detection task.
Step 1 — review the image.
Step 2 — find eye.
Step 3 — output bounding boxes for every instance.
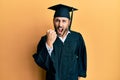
[62,20,66,23]
[55,19,60,22]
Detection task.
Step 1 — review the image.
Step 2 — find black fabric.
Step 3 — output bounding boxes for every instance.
[48,4,77,19]
[33,31,87,80]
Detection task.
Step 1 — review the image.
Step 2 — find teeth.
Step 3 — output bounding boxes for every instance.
[58,27,63,32]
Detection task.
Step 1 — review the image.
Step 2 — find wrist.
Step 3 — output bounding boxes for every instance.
[46,41,53,48]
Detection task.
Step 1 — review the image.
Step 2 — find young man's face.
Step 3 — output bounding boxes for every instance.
[53,17,70,37]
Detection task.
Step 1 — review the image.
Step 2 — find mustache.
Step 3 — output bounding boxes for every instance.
[55,26,62,31]
[57,26,62,29]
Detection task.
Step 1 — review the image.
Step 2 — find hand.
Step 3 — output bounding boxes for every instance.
[46,29,57,48]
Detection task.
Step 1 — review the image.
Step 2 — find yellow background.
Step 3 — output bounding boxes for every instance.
[0,0,120,80]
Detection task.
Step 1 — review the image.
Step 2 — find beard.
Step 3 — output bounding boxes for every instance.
[55,26,69,37]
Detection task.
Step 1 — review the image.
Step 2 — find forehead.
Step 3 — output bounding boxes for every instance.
[54,17,70,20]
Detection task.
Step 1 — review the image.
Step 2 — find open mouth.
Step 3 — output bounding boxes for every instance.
[58,27,63,32]
[57,27,64,35]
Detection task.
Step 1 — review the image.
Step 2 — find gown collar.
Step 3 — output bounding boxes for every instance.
[58,31,71,43]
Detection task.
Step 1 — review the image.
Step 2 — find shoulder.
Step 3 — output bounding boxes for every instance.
[37,35,47,46]
[40,35,47,41]
[70,30,83,38]
[70,30,85,42]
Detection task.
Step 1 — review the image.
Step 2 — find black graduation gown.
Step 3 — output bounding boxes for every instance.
[33,31,87,80]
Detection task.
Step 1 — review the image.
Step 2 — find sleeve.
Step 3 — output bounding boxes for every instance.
[33,36,53,71]
[45,43,53,56]
[78,34,87,78]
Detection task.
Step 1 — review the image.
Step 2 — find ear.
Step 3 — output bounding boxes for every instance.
[68,19,71,25]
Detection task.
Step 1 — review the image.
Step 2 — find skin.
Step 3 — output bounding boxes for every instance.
[46,17,70,48]
[46,17,81,80]
[53,17,70,38]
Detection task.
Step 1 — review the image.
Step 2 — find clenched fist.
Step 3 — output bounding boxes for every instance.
[46,29,57,48]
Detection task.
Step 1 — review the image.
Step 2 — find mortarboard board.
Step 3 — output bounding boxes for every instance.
[48,4,78,29]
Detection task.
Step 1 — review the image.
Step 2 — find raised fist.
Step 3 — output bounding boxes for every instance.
[46,29,57,48]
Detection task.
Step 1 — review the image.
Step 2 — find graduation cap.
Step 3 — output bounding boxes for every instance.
[48,4,78,29]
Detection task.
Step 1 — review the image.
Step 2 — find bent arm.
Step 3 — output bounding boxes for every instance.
[33,36,52,70]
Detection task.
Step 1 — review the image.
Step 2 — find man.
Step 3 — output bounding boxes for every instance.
[33,4,87,80]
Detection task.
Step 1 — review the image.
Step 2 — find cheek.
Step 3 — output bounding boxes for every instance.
[54,22,59,30]
[64,23,70,28]
[54,22,58,26]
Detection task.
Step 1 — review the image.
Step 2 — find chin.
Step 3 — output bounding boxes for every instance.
[57,33,63,37]
[57,34,62,37]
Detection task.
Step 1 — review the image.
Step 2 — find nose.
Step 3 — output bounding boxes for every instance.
[59,21,62,27]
